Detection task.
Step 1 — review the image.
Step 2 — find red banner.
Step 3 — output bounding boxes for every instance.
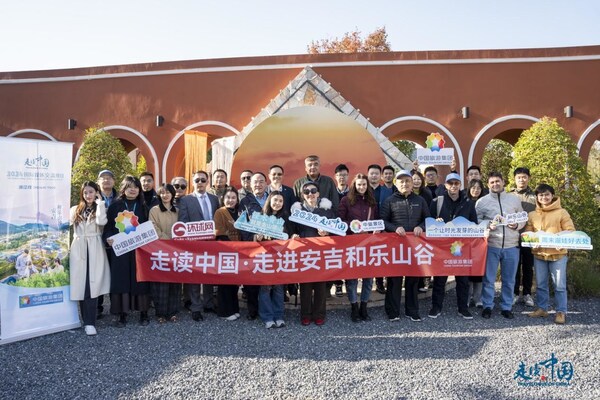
[136,233,487,285]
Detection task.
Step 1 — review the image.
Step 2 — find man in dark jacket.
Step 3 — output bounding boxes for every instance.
[380,170,430,322]
[140,171,160,208]
[428,173,478,320]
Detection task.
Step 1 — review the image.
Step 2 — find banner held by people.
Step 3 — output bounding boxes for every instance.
[136,233,487,285]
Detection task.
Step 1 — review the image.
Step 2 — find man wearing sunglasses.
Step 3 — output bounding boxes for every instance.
[238,170,253,201]
[170,176,188,207]
[293,155,339,212]
[428,173,478,321]
[177,170,220,322]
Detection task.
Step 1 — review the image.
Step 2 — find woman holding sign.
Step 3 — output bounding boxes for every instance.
[103,176,150,327]
[338,173,378,322]
[70,181,111,336]
[291,182,336,326]
[525,184,575,324]
[255,191,297,329]
[213,186,242,321]
[149,183,180,323]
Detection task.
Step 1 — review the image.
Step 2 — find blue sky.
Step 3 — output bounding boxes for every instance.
[1,0,598,72]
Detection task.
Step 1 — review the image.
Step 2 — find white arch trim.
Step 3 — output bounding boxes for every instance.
[161,121,241,181]
[577,119,600,154]
[7,129,57,141]
[74,125,160,183]
[468,114,539,167]
[379,116,465,178]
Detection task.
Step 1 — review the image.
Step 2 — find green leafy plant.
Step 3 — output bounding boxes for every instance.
[71,125,134,205]
[481,139,513,182]
[510,117,600,258]
[9,271,70,288]
[393,140,417,161]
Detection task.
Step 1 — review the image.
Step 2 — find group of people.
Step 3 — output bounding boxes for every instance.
[67,155,575,336]
[14,249,64,278]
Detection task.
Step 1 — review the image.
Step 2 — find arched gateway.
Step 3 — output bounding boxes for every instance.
[2,45,600,183]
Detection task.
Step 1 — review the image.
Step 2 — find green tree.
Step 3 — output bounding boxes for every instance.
[481,139,513,182]
[71,125,134,205]
[136,154,147,177]
[393,140,417,161]
[510,117,600,259]
[308,27,391,54]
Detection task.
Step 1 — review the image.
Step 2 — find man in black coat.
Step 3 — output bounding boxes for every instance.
[428,173,478,320]
[380,170,430,322]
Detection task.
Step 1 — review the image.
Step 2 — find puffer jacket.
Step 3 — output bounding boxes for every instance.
[475,191,524,248]
[380,192,430,232]
[524,197,575,261]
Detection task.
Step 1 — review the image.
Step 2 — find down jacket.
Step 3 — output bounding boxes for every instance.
[524,197,575,261]
[380,192,430,233]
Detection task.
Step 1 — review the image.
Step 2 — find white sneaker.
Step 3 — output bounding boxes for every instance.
[224,314,239,321]
[524,294,535,307]
[275,320,286,328]
[84,325,97,336]
[512,295,520,305]
[234,313,241,318]
[265,321,276,329]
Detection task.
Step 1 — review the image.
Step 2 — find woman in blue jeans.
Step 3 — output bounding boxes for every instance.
[254,191,297,329]
[337,173,379,322]
[525,184,575,324]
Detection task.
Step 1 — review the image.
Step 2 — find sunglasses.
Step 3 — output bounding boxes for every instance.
[303,188,318,195]
[173,184,187,190]
[194,178,207,184]
[241,176,252,181]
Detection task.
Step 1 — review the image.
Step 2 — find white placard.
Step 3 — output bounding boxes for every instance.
[349,219,385,233]
[416,148,454,165]
[109,221,159,256]
[289,209,347,236]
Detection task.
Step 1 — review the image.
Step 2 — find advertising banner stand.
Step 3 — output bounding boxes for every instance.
[0,137,78,345]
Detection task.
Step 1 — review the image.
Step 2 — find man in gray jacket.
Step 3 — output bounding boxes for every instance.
[476,172,525,319]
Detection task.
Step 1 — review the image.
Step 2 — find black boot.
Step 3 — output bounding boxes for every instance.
[360,301,371,321]
[351,302,361,322]
[140,311,149,326]
[114,312,126,328]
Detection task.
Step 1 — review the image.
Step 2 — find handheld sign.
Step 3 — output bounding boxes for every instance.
[425,216,488,237]
[233,210,289,240]
[491,211,528,226]
[521,230,593,250]
[349,219,385,233]
[289,208,347,236]
[109,220,158,256]
[416,132,454,165]
[171,221,215,241]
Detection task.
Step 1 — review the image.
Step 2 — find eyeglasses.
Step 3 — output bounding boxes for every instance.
[241,176,252,181]
[271,173,283,177]
[194,178,207,184]
[173,184,187,190]
[303,188,318,195]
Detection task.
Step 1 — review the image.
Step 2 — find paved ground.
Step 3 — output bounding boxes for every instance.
[1,286,598,400]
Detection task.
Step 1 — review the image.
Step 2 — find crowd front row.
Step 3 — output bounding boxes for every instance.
[68,160,574,336]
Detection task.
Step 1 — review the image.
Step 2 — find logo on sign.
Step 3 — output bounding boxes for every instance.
[115,211,139,234]
[171,221,215,240]
[425,132,445,152]
[24,154,50,169]
[514,353,574,387]
[450,241,464,257]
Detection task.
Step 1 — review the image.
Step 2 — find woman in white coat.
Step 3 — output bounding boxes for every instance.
[70,181,111,336]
